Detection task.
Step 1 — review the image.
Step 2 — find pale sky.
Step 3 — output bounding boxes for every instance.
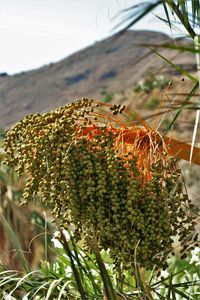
[0,0,175,74]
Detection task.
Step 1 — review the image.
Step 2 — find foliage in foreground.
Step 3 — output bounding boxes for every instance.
[0,228,200,300]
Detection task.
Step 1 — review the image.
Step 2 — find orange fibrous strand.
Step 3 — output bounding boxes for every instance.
[75,122,170,183]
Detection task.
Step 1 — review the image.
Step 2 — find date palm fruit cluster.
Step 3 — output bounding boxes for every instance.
[3,98,198,270]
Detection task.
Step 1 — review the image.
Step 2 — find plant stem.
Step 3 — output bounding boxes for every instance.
[88,237,118,300]
[59,229,87,300]
[190,35,200,163]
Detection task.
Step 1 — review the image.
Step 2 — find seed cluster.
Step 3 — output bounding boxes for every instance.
[3,98,198,270]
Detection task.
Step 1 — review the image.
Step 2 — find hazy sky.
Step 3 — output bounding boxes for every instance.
[0,0,173,74]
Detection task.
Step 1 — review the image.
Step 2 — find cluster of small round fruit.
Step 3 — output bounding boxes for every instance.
[3,98,198,270]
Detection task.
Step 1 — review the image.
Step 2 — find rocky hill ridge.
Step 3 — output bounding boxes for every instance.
[0,30,195,128]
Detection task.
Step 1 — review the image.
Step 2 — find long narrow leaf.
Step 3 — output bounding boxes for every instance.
[165,0,196,38]
[162,1,172,30]
[78,250,102,295]
[113,1,162,32]
[45,277,65,300]
[9,270,39,296]
[149,47,198,82]
[31,280,50,298]
[162,82,199,136]
[58,281,71,300]
[0,214,30,273]
[139,43,199,54]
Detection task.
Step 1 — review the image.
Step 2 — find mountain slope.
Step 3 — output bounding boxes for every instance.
[0,30,195,128]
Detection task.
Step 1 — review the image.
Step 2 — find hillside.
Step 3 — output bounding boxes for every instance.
[0,30,195,128]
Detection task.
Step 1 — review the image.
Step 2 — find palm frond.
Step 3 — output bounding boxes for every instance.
[113,1,162,32]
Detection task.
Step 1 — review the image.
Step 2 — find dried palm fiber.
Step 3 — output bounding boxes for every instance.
[3,98,199,270]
